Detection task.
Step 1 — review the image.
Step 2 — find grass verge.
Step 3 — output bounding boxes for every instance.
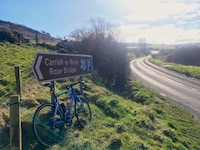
[150,58,200,79]
[1,77,200,149]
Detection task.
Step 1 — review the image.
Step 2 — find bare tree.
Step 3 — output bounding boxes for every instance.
[68,17,129,91]
[70,17,119,41]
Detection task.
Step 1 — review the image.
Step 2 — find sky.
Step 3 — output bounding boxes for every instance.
[0,0,200,45]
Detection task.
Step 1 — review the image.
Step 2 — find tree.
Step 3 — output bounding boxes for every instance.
[0,30,23,43]
[69,18,129,91]
[166,45,200,66]
[138,38,149,56]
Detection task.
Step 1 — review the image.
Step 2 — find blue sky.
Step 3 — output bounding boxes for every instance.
[0,0,200,44]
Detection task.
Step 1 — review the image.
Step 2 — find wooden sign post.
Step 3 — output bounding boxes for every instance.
[10,95,22,150]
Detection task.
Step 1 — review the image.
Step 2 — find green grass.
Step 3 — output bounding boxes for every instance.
[0,42,200,149]
[150,58,200,79]
[168,65,200,79]
[2,77,199,150]
[0,42,49,101]
[149,58,169,66]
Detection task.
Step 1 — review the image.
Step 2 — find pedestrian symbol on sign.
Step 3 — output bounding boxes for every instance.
[80,59,86,71]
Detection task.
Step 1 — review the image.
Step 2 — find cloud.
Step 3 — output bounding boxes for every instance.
[118,23,200,44]
[176,20,187,25]
[114,0,200,44]
[125,0,200,22]
[125,0,167,21]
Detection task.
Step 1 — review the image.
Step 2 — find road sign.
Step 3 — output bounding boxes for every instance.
[32,52,93,83]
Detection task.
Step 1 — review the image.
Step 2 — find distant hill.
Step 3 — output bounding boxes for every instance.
[0,20,60,45]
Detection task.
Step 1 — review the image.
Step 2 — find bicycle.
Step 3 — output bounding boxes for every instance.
[32,81,92,147]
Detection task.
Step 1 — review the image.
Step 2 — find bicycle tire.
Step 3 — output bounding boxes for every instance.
[75,96,92,126]
[32,103,64,147]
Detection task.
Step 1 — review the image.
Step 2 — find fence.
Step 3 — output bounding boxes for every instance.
[0,63,84,149]
[8,66,34,150]
[0,59,32,149]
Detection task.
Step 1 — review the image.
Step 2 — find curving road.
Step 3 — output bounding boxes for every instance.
[130,56,200,121]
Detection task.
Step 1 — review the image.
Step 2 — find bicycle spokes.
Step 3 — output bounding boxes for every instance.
[33,103,64,147]
[76,96,92,126]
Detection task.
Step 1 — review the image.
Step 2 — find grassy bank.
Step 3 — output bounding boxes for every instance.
[150,58,200,79]
[0,43,200,149]
[0,42,49,102]
[1,77,200,149]
[23,78,200,149]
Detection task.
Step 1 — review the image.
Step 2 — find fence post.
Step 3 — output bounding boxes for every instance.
[10,95,22,150]
[15,66,21,97]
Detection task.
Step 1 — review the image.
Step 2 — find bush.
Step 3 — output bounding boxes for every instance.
[67,18,129,92]
[0,30,23,43]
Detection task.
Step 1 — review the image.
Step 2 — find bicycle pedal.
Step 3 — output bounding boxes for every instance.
[66,120,72,127]
[66,122,72,127]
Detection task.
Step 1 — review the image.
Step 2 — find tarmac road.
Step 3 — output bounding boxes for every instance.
[130,56,200,121]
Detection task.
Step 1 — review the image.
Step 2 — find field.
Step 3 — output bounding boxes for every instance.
[0,42,200,149]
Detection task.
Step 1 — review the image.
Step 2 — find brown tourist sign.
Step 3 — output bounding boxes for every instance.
[32,52,93,83]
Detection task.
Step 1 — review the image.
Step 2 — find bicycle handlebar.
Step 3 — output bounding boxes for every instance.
[70,81,85,87]
[42,81,85,89]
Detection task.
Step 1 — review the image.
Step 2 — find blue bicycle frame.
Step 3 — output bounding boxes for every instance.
[51,84,81,126]
[32,80,92,148]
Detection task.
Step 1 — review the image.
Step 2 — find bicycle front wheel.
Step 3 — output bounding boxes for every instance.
[32,103,64,147]
[75,96,92,126]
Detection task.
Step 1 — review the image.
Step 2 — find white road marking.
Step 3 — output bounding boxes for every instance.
[160,75,184,87]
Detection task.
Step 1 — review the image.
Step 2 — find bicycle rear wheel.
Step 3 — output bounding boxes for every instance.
[75,96,92,126]
[32,103,64,147]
